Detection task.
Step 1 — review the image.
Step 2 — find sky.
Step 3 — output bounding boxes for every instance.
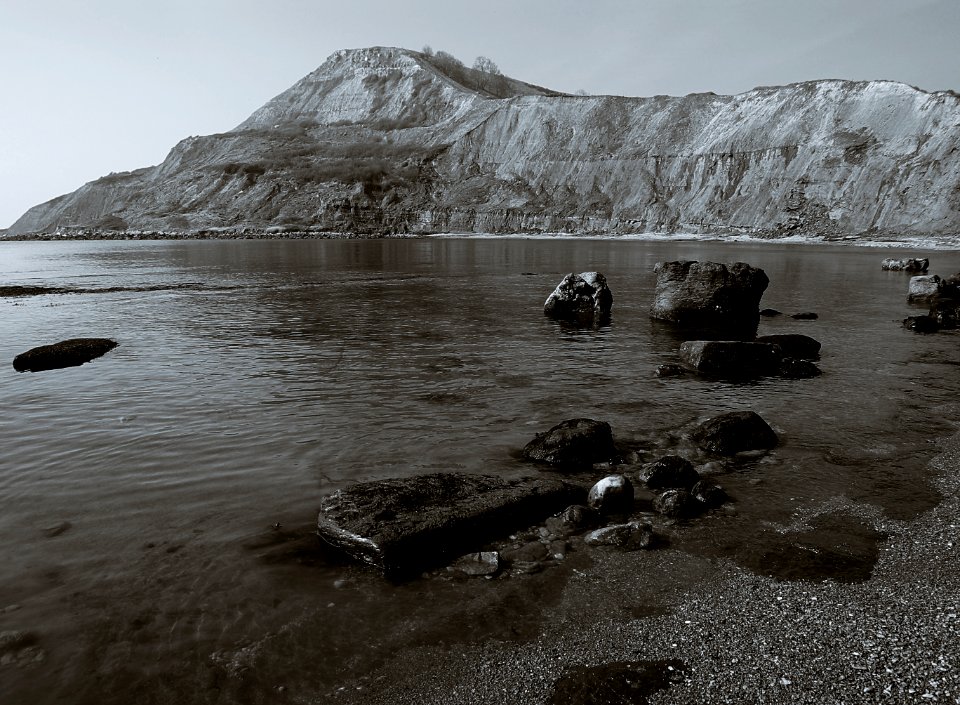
[1,0,958,228]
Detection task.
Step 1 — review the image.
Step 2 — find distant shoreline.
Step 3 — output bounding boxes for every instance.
[4,230,960,250]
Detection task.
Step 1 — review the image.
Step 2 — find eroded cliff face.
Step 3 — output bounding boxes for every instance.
[9,47,960,238]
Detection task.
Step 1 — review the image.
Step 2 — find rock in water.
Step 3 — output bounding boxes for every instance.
[583,521,655,549]
[543,272,613,324]
[907,275,943,303]
[640,456,701,490]
[649,261,768,337]
[882,257,929,272]
[755,334,821,360]
[13,338,118,373]
[522,418,617,468]
[316,473,583,577]
[678,340,783,378]
[692,411,778,455]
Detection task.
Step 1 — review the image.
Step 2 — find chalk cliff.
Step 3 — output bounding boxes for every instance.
[9,46,960,238]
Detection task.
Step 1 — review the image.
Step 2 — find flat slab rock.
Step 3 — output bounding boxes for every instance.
[13,338,118,372]
[317,473,584,577]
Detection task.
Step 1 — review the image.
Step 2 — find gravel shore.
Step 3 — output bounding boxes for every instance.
[326,408,960,705]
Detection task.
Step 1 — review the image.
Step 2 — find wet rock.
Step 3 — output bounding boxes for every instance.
[655,363,686,377]
[903,315,940,334]
[13,338,118,373]
[544,504,599,537]
[755,333,821,360]
[640,455,700,490]
[586,475,634,513]
[543,272,612,324]
[759,308,782,317]
[678,340,782,378]
[652,489,699,519]
[450,551,500,576]
[790,312,818,320]
[930,299,960,329]
[882,257,929,272]
[522,418,617,468]
[691,480,729,508]
[908,275,943,303]
[778,357,822,378]
[692,411,778,456]
[650,260,769,337]
[501,540,549,564]
[583,521,655,549]
[316,473,583,577]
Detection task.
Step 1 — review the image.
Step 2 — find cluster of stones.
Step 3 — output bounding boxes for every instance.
[903,271,960,333]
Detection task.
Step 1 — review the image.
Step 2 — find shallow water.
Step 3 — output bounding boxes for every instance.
[1,237,958,703]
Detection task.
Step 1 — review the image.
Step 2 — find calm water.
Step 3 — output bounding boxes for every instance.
[1,237,959,703]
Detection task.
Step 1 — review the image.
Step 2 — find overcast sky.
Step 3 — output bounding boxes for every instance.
[1,0,958,228]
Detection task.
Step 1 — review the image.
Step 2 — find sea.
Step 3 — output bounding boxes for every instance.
[1,235,958,704]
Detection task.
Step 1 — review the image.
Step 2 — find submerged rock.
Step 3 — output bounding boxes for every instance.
[583,521,655,549]
[678,340,782,378]
[778,357,822,378]
[13,338,118,373]
[759,308,783,317]
[543,272,613,324]
[522,418,617,468]
[692,411,778,456]
[790,312,819,320]
[650,260,768,337]
[316,473,583,577]
[586,475,634,513]
[655,363,686,378]
[755,333,821,360]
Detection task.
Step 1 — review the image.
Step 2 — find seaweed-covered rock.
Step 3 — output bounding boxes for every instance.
[522,418,617,468]
[587,475,634,513]
[640,456,701,490]
[678,340,782,378]
[13,338,118,373]
[755,334,821,360]
[650,260,768,337]
[316,473,583,577]
[692,411,778,456]
[544,272,612,324]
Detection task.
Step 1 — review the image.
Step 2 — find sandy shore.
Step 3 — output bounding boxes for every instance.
[324,406,960,705]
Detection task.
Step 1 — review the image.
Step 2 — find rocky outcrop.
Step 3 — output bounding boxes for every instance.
[522,418,617,468]
[543,272,612,325]
[9,47,960,239]
[882,258,929,272]
[13,338,118,373]
[650,261,769,336]
[315,473,583,576]
[692,411,779,455]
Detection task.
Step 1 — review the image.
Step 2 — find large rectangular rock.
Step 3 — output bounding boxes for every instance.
[679,340,783,378]
[317,473,584,577]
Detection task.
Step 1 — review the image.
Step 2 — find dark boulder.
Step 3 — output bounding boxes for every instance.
[640,455,701,490]
[678,340,783,378]
[544,272,612,324]
[583,521,655,549]
[790,312,818,320]
[587,475,634,514]
[778,357,822,378]
[930,300,960,329]
[692,411,778,456]
[903,315,940,334]
[13,338,118,373]
[655,364,686,378]
[522,418,617,468]
[649,260,769,337]
[755,334,821,360]
[652,489,700,519]
[691,480,729,509]
[882,258,929,273]
[759,308,782,317]
[316,473,584,577]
